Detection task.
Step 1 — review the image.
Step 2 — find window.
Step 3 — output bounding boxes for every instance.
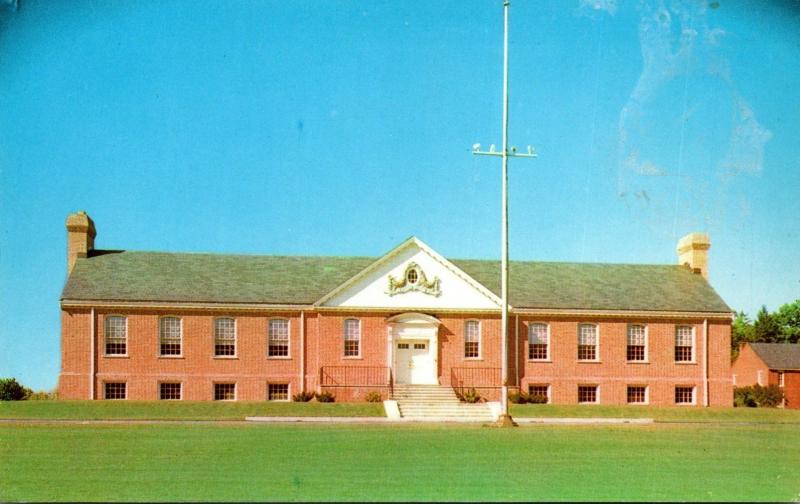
[344,319,361,357]
[528,384,549,403]
[675,386,694,404]
[757,370,763,386]
[159,382,181,400]
[398,343,409,349]
[627,386,647,404]
[414,343,426,350]
[105,316,127,355]
[214,383,236,401]
[528,323,549,360]
[578,324,598,361]
[464,320,480,358]
[159,317,182,356]
[268,319,289,357]
[626,325,646,361]
[675,326,693,362]
[407,268,418,284]
[214,318,236,356]
[268,383,289,401]
[578,385,598,403]
[104,382,126,400]
[779,372,785,388]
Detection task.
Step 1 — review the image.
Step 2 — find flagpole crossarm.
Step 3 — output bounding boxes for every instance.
[471,146,538,158]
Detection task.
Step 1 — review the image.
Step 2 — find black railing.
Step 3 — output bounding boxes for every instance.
[320,366,392,390]
[450,367,502,395]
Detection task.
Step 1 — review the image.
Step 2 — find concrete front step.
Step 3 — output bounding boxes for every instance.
[393,385,493,421]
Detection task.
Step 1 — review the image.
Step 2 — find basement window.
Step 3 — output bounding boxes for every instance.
[159,382,181,400]
[627,386,647,404]
[578,385,598,404]
[104,316,127,355]
[268,383,289,401]
[214,383,236,401]
[675,386,694,405]
[528,384,549,403]
[104,382,126,400]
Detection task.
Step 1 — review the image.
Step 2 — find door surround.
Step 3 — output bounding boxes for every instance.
[387,313,440,385]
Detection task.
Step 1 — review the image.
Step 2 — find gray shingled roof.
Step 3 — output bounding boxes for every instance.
[750,343,800,370]
[61,250,731,313]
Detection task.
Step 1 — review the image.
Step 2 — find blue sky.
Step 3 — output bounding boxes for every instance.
[1,0,798,390]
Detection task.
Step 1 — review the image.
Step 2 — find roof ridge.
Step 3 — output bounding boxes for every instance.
[92,249,681,268]
[90,249,375,260]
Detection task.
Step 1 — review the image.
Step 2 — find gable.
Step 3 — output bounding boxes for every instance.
[318,239,500,310]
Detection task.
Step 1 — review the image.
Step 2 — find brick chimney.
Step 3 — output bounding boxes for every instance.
[677,232,710,280]
[66,211,96,274]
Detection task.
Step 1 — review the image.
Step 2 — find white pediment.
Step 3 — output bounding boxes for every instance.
[317,237,501,310]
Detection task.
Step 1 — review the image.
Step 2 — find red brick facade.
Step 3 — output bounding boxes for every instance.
[59,308,733,406]
[731,343,799,408]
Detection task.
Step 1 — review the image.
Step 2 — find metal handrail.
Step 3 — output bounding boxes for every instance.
[319,365,391,388]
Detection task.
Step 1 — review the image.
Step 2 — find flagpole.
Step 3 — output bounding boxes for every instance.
[472,0,536,426]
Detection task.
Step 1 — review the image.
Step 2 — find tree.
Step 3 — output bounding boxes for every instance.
[0,378,27,401]
[753,305,781,343]
[774,299,800,344]
[731,311,755,358]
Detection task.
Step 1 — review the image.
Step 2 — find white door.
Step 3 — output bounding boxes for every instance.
[395,340,436,385]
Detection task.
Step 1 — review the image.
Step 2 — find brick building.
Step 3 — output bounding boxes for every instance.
[59,211,734,406]
[731,343,800,408]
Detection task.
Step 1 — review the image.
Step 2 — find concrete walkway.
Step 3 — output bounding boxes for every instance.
[245,416,654,425]
[1,416,654,425]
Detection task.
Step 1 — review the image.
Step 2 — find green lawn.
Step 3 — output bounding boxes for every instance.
[1,422,798,501]
[510,404,800,423]
[5,400,800,424]
[0,400,384,420]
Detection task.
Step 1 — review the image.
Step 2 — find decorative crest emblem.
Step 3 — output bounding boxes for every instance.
[387,262,441,297]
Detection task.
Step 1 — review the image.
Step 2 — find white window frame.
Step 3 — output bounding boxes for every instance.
[527,322,550,361]
[213,382,237,401]
[577,324,599,362]
[267,318,291,359]
[267,382,291,402]
[779,372,784,388]
[577,384,599,404]
[626,324,648,363]
[674,385,696,405]
[528,383,551,404]
[104,315,128,357]
[757,370,763,386]
[464,320,481,360]
[674,325,695,363]
[103,381,127,400]
[626,385,648,405]
[158,382,182,401]
[213,317,237,358]
[158,316,183,358]
[343,318,362,358]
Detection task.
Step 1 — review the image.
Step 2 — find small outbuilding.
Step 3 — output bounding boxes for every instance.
[732,342,800,408]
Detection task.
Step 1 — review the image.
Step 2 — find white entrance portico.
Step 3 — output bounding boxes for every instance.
[387,313,440,385]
